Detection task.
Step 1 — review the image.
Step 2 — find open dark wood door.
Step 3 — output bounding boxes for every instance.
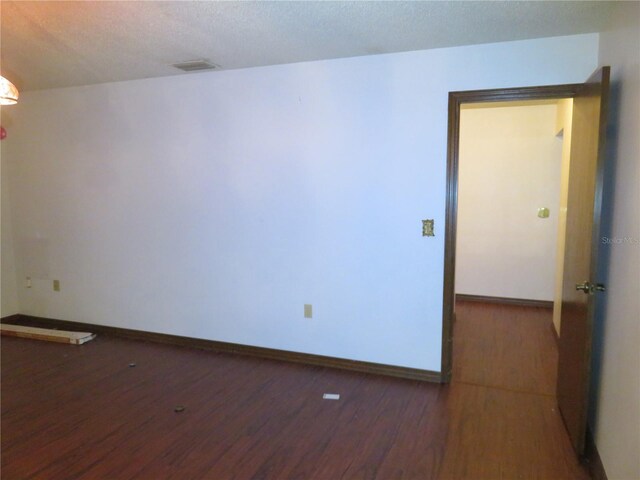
[556,66,610,455]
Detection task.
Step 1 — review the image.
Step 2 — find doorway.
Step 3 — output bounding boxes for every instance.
[451,98,570,394]
[440,68,610,456]
[440,84,582,384]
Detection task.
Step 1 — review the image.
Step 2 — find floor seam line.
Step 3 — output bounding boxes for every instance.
[452,380,556,398]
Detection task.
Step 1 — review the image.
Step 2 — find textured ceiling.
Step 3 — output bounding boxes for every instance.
[1,1,615,92]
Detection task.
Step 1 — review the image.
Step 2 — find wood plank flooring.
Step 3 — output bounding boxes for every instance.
[1,302,589,479]
[452,301,559,395]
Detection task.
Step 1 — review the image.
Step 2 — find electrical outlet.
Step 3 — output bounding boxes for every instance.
[304,304,312,318]
[25,277,32,288]
[53,280,60,292]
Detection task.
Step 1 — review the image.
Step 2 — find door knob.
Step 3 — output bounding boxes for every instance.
[576,282,592,293]
[575,282,606,294]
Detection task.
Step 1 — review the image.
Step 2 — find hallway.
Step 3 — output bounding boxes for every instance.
[453,301,558,395]
[439,300,588,479]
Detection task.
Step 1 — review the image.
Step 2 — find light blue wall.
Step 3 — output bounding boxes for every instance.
[2,33,598,370]
[592,3,640,478]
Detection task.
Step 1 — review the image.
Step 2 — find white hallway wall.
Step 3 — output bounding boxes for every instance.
[456,103,562,301]
[593,3,640,479]
[1,34,598,371]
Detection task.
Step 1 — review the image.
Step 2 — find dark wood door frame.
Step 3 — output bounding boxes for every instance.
[441,83,583,382]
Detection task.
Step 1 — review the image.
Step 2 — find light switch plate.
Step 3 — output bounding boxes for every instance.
[537,207,550,218]
[53,279,60,292]
[304,304,312,318]
[422,219,435,237]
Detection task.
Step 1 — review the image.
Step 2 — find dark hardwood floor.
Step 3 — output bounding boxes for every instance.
[1,302,589,479]
[452,301,559,396]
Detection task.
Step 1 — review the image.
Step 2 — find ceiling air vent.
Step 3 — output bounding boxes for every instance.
[172,60,219,72]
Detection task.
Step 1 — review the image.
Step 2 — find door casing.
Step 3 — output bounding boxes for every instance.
[441,83,584,382]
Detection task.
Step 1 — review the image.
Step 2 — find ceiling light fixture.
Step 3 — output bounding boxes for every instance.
[0,76,19,105]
